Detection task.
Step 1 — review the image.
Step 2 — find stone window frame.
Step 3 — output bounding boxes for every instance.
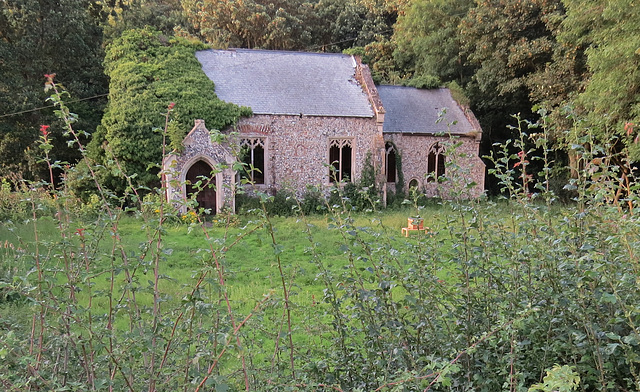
[239,136,268,185]
[426,142,446,183]
[328,137,355,183]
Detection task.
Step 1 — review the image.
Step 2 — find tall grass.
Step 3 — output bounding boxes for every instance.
[2,84,640,392]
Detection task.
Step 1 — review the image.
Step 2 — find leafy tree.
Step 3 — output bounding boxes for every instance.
[0,0,106,180]
[520,0,639,181]
[507,0,588,144]
[562,0,640,155]
[392,0,565,145]
[313,0,374,51]
[182,0,316,50]
[91,28,251,192]
[362,37,406,83]
[461,0,564,94]
[351,0,400,42]
[392,0,474,85]
[99,0,190,40]
[455,0,565,187]
[182,0,402,54]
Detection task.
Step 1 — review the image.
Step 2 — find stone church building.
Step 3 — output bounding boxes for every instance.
[162,49,484,213]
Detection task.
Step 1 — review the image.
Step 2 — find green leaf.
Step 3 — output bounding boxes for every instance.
[601,292,617,304]
[215,383,229,392]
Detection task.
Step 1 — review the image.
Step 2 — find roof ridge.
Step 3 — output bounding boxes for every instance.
[226,48,353,58]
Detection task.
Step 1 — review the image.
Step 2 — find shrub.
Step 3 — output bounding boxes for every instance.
[404,74,442,89]
[5,75,640,392]
[0,178,56,222]
[300,186,325,215]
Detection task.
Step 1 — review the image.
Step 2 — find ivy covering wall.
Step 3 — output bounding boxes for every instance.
[89,28,251,192]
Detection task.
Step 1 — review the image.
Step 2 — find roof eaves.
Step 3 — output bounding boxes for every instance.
[253,111,374,118]
[383,130,475,137]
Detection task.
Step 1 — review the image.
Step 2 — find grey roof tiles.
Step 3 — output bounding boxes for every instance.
[196,49,374,117]
[377,85,478,135]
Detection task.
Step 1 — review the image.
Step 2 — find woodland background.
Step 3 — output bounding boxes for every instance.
[1,0,638,193]
[2,2,640,391]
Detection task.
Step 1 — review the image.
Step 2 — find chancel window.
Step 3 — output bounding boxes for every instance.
[329,138,353,183]
[427,143,446,182]
[240,138,265,184]
[385,142,397,183]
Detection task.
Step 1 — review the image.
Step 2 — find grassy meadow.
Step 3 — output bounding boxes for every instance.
[0,205,456,323]
[2,193,640,392]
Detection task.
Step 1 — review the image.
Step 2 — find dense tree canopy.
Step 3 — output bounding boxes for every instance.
[1,0,638,193]
[315,0,397,51]
[458,0,565,153]
[0,0,106,180]
[181,0,400,51]
[393,0,474,85]
[99,0,189,40]
[565,0,640,148]
[181,0,317,49]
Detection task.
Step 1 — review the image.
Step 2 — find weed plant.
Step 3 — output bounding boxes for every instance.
[1,81,640,392]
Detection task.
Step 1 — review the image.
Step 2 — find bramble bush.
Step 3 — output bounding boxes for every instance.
[2,80,640,392]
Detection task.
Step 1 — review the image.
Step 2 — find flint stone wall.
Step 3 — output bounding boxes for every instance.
[164,117,486,213]
[163,120,236,213]
[385,133,485,199]
[232,114,385,195]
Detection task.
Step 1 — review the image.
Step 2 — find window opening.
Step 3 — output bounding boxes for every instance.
[427,143,446,182]
[329,139,353,182]
[240,138,265,184]
[385,142,397,183]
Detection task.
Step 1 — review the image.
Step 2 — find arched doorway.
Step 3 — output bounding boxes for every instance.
[185,160,216,213]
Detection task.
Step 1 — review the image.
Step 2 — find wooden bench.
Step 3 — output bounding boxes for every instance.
[402,218,429,237]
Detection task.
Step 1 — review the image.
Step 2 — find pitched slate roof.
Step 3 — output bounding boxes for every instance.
[378,85,480,135]
[196,49,374,117]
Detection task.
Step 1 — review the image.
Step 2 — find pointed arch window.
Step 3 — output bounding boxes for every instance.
[385,142,397,183]
[329,138,353,183]
[240,138,265,184]
[427,143,446,182]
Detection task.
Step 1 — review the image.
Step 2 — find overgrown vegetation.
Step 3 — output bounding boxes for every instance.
[2,74,640,392]
[88,27,251,193]
[3,0,638,197]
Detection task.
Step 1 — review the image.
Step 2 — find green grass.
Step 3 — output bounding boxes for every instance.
[0,202,497,384]
[0,205,455,315]
[7,197,640,391]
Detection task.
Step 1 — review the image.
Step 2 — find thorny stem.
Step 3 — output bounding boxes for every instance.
[147,106,172,392]
[192,211,251,390]
[45,77,114,219]
[28,199,46,392]
[44,150,55,192]
[194,294,272,392]
[260,199,296,380]
[275,314,529,392]
[421,314,528,392]
[293,197,351,370]
[44,76,153,390]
